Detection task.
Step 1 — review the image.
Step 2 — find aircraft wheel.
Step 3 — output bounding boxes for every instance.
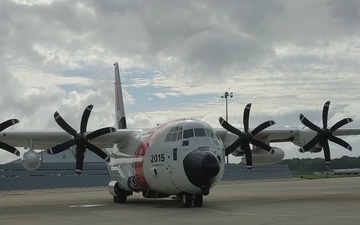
[113,193,127,203]
[193,194,203,207]
[113,185,128,203]
[182,193,192,208]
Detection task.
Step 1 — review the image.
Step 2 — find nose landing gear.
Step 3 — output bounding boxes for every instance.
[182,193,203,208]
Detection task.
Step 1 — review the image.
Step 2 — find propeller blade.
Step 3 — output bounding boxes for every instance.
[80,105,94,134]
[322,101,330,128]
[54,112,77,136]
[243,103,251,132]
[329,136,352,151]
[46,140,75,154]
[86,142,110,163]
[75,147,85,175]
[299,101,354,168]
[0,142,20,156]
[251,139,275,153]
[243,144,252,171]
[299,136,319,152]
[251,120,275,136]
[0,119,20,132]
[219,117,242,136]
[87,127,117,140]
[321,140,331,167]
[225,139,242,156]
[330,118,353,132]
[300,114,321,132]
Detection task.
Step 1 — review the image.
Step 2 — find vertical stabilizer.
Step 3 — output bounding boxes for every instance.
[114,62,127,129]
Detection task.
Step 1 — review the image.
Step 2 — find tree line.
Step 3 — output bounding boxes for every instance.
[278,156,360,172]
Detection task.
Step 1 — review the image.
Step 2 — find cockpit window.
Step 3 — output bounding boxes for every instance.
[205,129,213,138]
[183,129,194,138]
[165,126,183,142]
[170,132,178,141]
[165,126,221,143]
[164,133,172,142]
[177,131,183,140]
[194,128,206,137]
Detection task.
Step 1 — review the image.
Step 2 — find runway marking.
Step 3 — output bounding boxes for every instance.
[69,204,107,208]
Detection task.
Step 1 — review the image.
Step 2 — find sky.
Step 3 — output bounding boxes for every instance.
[1,0,360,164]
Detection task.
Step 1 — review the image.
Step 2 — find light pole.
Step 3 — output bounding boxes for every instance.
[221,90,233,164]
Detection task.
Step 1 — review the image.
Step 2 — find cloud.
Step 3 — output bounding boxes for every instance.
[1,0,360,162]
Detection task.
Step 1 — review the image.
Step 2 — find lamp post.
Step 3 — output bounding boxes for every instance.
[221,90,233,164]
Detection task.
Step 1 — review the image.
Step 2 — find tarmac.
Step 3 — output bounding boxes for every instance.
[1,177,360,225]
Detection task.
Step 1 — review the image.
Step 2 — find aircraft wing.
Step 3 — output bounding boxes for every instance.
[0,129,142,151]
[215,127,360,147]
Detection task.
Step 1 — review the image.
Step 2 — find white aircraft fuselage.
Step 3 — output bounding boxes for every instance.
[108,119,225,199]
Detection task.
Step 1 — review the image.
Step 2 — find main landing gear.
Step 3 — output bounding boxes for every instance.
[113,183,132,203]
[182,193,203,208]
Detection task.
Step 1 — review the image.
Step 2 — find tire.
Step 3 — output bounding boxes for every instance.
[193,194,203,207]
[182,193,192,208]
[113,185,128,203]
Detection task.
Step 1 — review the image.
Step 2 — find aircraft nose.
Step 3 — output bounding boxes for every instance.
[183,147,220,195]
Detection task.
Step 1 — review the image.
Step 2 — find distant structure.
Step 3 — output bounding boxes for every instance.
[329,168,360,175]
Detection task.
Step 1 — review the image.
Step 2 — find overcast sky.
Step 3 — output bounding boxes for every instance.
[1,0,360,163]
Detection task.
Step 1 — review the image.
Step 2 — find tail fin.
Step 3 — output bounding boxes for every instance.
[114,62,127,129]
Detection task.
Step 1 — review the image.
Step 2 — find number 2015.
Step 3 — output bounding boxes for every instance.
[151,154,165,163]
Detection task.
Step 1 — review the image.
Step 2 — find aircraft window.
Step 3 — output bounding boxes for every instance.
[165,126,184,142]
[182,140,189,146]
[194,128,206,137]
[205,129,213,137]
[215,133,221,141]
[170,133,178,142]
[165,133,172,142]
[177,131,183,141]
[183,129,194,138]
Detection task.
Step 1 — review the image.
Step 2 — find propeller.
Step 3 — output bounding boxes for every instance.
[299,101,353,168]
[0,119,20,156]
[219,103,276,171]
[46,105,116,174]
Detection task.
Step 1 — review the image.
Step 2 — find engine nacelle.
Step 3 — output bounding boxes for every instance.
[241,147,285,165]
[22,151,41,170]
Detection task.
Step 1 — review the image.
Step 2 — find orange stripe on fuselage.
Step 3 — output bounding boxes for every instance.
[134,123,171,190]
